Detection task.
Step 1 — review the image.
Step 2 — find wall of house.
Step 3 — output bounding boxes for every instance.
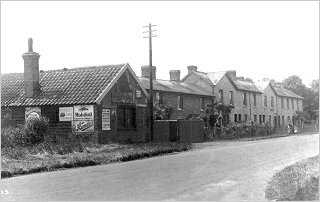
[151,90,213,120]
[260,84,278,126]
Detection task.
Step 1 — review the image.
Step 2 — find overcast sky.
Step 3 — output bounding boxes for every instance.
[1,1,319,86]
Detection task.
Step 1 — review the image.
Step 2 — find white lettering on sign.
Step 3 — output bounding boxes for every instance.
[74,105,94,120]
[102,109,110,130]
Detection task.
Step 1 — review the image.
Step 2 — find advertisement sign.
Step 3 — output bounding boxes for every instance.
[59,107,73,121]
[74,105,94,120]
[102,109,110,130]
[73,120,94,132]
[25,107,41,121]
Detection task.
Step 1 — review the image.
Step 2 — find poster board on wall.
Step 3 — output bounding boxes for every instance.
[73,120,94,133]
[74,105,94,120]
[59,107,73,121]
[25,107,41,121]
[102,109,110,130]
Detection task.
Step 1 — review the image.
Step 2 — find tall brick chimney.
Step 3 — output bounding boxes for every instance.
[169,70,181,82]
[22,38,40,98]
[187,65,197,74]
[141,65,156,80]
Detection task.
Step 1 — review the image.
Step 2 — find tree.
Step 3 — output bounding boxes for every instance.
[283,75,307,97]
[153,101,175,120]
[283,76,319,121]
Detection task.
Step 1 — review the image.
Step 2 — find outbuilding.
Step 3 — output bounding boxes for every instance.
[1,38,150,143]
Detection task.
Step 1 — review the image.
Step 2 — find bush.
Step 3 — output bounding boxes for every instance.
[218,122,274,140]
[25,116,49,145]
[1,125,28,148]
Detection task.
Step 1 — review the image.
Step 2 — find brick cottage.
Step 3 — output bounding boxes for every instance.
[1,38,151,143]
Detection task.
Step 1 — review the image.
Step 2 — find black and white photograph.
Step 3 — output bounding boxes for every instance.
[1,1,319,201]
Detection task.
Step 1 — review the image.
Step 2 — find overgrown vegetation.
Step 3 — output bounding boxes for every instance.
[265,155,319,201]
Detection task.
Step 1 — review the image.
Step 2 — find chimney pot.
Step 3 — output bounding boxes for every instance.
[141,65,156,80]
[169,70,181,82]
[226,70,236,80]
[187,65,197,74]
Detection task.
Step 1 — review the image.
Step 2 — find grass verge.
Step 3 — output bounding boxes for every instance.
[265,155,319,201]
[1,142,192,179]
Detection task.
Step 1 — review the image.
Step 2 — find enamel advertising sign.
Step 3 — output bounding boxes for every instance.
[74,105,94,120]
[59,107,73,121]
[25,107,41,121]
[102,109,110,130]
[73,120,94,132]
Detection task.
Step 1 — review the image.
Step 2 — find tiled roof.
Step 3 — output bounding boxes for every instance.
[139,77,213,97]
[273,86,303,99]
[1,64,126,107]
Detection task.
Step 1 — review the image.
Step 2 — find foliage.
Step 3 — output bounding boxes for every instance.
[283,75,319,121]
[24,116,50,145]
[1,125,28,148]
[1,107,17,128]
[153,101,175,120]
[218,122,273,140]
[265,155,319,201]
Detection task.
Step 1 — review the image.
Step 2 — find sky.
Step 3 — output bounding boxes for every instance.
[1,1,319,86]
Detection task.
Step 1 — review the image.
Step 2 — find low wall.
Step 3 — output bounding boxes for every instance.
[153,120,204,143]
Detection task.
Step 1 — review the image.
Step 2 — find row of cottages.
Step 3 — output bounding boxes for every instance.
[138,65,303,127]
[181,66,303,127]
[1,39,151,143]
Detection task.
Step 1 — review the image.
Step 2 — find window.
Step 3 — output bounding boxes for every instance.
[292,99,294,110]
[177,96,183,110]
[297,100,299,110]
[223,114,230,126]
[229,91,234,105]
[263,115,265,123]
[253,94,257,107]
[259,115,262,124]
[200,97,205,111]
[281,98,284,108]
[234,114,237,122]
[269,115,272,123]
[287,99,289,109]
[282,116,285,125]
[254,115,257,123]
[238,114,242,122]
[219,90,224,104]
[264,95,267,108]
[243,93,247,106]
[244,114,248,121]
[155,92,162,106]
[117,107,136,129]
[271,96,274,108]
[287,116,291,123]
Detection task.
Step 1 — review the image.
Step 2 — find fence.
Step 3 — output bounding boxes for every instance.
[153,120,204,143]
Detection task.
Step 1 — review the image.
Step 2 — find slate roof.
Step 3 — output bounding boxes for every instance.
[139,77,213,97]
[1,64,127,107]
[232,79,261,93]
[273,85,303,99]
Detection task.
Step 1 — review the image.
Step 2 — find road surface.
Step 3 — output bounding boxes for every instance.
[1,133,319,201]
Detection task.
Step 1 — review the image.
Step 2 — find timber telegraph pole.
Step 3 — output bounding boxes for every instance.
[143,23,157,141]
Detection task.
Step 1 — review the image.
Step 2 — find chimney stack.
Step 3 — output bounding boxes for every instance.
[169,70,181,82]
[187,65,197,74]
[226,70,236,80]
[141,65,156,80]
[22,38,40,98]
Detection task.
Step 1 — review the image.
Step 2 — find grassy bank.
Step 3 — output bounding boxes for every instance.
[1,142,192,179]
[265,155,319,201]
